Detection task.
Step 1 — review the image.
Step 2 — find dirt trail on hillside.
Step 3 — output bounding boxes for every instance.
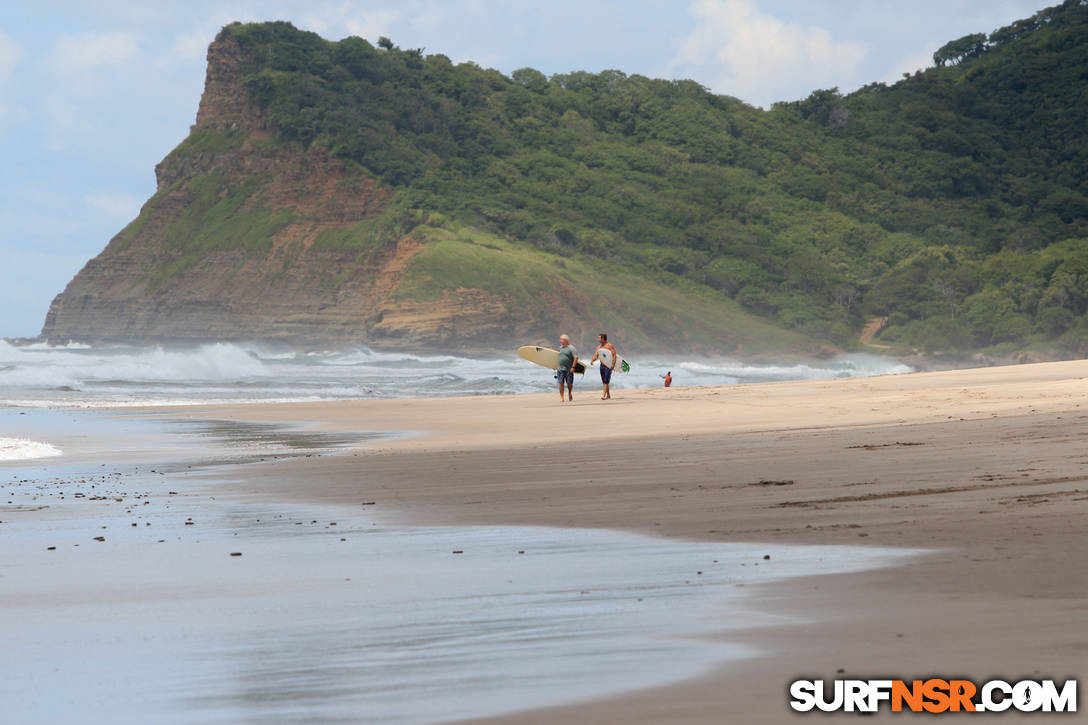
[859,316,889,348]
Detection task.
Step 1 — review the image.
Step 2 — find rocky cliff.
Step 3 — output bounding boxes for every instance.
[44,36,417,348]
[48,8,1088,357]
[41,28,807,353]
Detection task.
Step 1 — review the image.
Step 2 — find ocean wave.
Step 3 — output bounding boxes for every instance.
[21,340,93,350]
[0,437,62,461]
[662,354,911,382]
[0,396,345,409]
[0,342,913,407]
[307,347,507,368]
[0,342,268,387]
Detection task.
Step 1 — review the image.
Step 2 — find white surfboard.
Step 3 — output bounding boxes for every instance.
[593,347,629,373]
[517,345,586,374]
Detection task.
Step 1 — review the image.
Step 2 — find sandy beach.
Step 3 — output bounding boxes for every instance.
[5,359,1085,723]
[163,358,1088,722]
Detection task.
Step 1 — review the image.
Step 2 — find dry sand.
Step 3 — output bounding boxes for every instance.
[181,359,1088,723]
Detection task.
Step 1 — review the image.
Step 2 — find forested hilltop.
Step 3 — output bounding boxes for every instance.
[44,1,1088,356]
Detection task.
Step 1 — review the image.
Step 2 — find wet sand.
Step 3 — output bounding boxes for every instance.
[2,415,918,724]
[181,358,1088,722]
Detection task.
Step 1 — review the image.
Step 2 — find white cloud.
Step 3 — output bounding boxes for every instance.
[155,1,267,66]
[665,0,869,107]
[0,30,20,122]
[409,8,445,35]
[344,10,400,42]
[161,12,256,66]
[461,0,486,17]
[84,192,144,222]
[41,92,90,150]
[0,246,93,337]
[0,31,20,125]
[451,50,502,69]
[294,2,400,42]
[166,26,221,62]
[299,5,336,36]
[0,102,29,126]
[54,31,140,72]
[0,30,19,82]
[0,208,86,239]
[882,44,939,84]
[20,188,71,210]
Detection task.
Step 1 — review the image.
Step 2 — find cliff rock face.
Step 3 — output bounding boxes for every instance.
[40,35,519,350]
[40,26,823,356]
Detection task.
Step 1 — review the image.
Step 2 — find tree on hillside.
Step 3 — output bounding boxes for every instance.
[794,87,842,124]
[933,33,988,66]
[511,67,548,92]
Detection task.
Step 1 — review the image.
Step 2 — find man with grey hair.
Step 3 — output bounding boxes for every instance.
[556,334,579,403]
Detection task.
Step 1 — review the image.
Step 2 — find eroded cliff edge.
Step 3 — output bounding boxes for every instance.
[41,29,803,354]
[43,35,469,349]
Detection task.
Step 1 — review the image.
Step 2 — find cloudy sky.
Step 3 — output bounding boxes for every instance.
[0,0,1052,337]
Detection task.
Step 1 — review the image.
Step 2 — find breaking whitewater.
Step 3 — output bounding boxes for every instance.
[0,340,911,409]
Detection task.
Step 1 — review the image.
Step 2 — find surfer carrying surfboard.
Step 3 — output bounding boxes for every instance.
[557,334,579,403]
[590,333,618,400]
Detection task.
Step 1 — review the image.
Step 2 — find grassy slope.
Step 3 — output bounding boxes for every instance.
[393,225,810,352]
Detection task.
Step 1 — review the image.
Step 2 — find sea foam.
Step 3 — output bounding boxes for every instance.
[0,437,62,461]
[0,340,913,407]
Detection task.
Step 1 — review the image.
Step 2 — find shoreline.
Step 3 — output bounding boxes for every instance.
[167,357,1088,452]
[6,359,1086,722]
[169,359,1088,722]
[1,415,918,725]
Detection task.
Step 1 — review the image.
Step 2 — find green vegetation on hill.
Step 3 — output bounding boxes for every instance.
[393,224,808,351]
[182,2,1088,355]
